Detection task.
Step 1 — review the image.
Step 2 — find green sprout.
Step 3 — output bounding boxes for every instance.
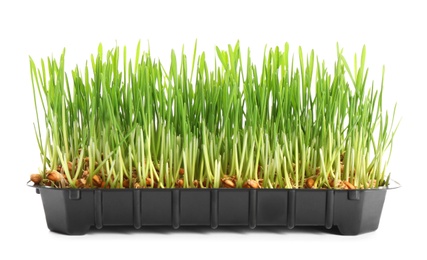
[29,41,398,189]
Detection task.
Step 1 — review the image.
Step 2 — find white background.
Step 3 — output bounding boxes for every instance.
[0,0,424,259]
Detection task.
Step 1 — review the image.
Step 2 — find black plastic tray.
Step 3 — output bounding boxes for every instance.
[30,184,396,235]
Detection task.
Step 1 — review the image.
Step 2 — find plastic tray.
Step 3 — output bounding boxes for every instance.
[30,184,396,235]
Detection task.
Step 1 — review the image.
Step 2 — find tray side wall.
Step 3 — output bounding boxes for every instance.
[35,188,387,235]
